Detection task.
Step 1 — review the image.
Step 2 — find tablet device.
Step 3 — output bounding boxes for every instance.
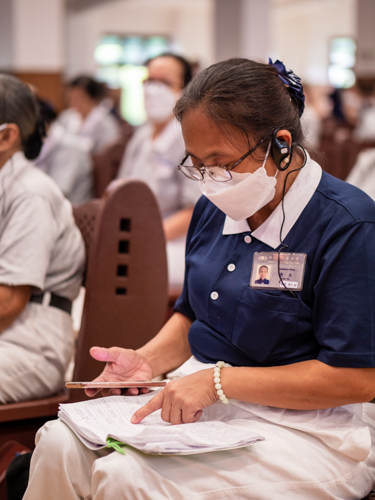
[66,381,167,389]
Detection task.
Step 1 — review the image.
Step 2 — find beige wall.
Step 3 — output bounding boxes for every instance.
[12,0,65,72]
[0,0,65,110]
[0,0,362,102]
[66,0,214,77]
[66,0,358,84]
[270,0,357,84]
[356,0,375,77]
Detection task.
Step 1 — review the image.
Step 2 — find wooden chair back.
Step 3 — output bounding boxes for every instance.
[73,199,102,261]
[71,179,169,398]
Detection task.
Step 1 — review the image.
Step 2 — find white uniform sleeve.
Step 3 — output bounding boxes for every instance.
[94,115,120,154]
[46,146,83,197]
[0,194,56,290]
[117,128,142,179]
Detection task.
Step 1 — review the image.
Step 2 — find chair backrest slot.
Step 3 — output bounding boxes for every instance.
[118,240,129,254]
[120,218,131,232]
[117,265,128,277]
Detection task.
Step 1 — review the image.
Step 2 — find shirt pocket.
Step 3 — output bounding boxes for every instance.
[231,286,300,364]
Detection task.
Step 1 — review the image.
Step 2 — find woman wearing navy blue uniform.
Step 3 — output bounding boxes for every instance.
[25,59,375,500]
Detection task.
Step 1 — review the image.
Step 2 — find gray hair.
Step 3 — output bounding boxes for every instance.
[0,74,42,159]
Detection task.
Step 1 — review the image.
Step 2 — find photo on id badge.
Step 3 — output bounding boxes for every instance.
[254,264,271,285]
[250,252,307,291]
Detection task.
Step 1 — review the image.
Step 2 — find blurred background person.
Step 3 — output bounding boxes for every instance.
[300,84,326,149]
[346,82,375,198]
[117,53,201,287]
[353,82,375,142]
[57,76,120,155]
[0,75,85,403]
[34,99,94,205]
[346,147,375,199]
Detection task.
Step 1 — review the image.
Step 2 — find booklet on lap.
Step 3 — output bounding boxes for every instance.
[58,390,264,455]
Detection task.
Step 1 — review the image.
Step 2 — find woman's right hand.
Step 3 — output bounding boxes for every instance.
[85,346,154,397]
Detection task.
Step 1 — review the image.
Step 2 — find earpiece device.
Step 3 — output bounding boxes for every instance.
[271,129,292,171]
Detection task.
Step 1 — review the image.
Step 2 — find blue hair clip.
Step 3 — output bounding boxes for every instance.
[268,58,305,117]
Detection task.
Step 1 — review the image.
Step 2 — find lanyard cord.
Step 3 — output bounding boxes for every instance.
[277,144,308,297]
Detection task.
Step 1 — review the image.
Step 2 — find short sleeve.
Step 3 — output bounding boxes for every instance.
[315,221,375,367]
[173,276,196,321]
[0,194,56,289]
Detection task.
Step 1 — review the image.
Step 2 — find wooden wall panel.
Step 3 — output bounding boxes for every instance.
[13,72,65,111]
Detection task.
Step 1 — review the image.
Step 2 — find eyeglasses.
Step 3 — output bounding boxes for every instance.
[177,137,266,182]
[0,123,9,133]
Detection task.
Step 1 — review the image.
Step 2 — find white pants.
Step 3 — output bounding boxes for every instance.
[0,301,74,403]
[24,403,375,500]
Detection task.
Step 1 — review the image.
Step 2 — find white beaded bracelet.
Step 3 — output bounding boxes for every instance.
[214,361,229,404]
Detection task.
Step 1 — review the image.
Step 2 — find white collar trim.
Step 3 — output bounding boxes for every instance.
[222,154,322,249]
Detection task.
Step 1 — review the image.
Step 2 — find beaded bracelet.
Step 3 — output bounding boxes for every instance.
[214,361,229,404]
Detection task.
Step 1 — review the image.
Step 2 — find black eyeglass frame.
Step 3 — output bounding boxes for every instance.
[177,137,267,182]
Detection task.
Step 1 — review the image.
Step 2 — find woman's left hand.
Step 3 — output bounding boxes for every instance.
[131,369,218,425]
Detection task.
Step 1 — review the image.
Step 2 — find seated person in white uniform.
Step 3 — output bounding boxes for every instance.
[34,100,94,205]
[57,76,120,155]
[0,75,85,404]
[346,147,375,200]
[117,53,200,287]
[24,59,375,500]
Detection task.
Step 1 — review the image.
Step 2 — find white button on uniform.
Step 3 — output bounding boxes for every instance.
[210,291,219,300]
[227,263,236,272]
[244,235,252,244]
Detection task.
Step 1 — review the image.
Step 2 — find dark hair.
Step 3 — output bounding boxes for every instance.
[145,53,193,89]
[0,74,44,160]
[174,58,304,151]
[68,75,106,101]
[38,98,58,125]
[259,265,268,272]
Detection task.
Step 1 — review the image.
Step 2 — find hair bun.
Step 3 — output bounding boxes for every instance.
[268,58,305,117]
[23,118,45,160]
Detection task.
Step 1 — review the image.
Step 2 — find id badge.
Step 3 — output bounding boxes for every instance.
[250,252,307,291]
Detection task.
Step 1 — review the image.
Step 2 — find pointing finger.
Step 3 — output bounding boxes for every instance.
[131,392,164,424]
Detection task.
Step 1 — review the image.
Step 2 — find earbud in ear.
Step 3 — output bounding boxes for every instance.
[271,129,291,171]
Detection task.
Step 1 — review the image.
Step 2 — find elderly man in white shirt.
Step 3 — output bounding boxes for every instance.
[0,75,85,403]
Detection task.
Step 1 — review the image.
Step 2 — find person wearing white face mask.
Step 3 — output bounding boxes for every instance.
[25,59,375,500]
[117,53,201,287]
[198,140,276,221]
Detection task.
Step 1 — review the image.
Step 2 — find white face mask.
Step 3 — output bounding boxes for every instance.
[200,142,277,221]
[144,81,178,124]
